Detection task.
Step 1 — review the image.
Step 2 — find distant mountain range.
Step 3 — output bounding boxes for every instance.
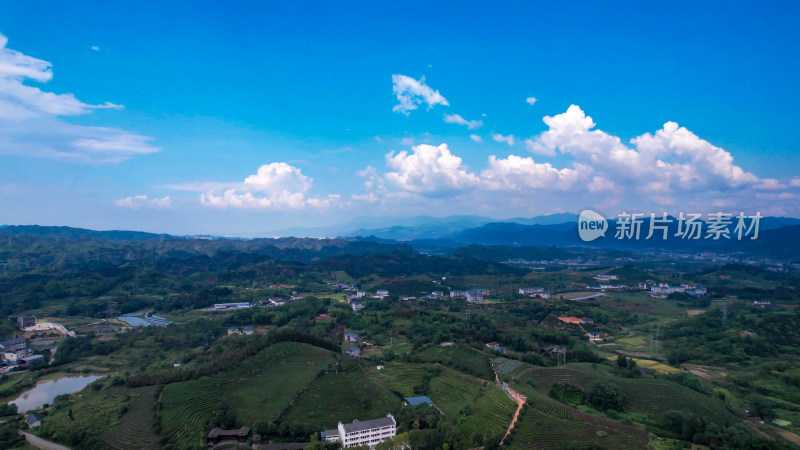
[3,213,799,259]
[266,213,580,240]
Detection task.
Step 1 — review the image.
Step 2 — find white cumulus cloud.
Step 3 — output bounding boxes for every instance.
[492,133,515,146]
[526,97,537,106]
[115,195,171,209]
[443,113,483,129]
[385,144,480,195]
[481,155,590,191]
[469,134,482,142]
[172,162,336,210]
[391,74,448,115]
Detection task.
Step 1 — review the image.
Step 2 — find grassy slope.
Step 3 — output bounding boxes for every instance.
[160,341,336,448]
[281,369,402,431]
[376,363,515,442]
[99,385,161,450]
[515,363,737,424]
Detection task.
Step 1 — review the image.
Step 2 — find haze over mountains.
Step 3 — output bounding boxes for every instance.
[3,213,800,259]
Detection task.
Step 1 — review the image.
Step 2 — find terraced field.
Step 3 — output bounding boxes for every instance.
[374,363,515,442]
[282,369,402,430]
[377,364,514,443]
[375,364,427,394]
[414,344,494,379]
[160,377,220,448]
[516,363,737,424]
[428,369,487,414]
[508,406,649,449]
[458,383,516,441]
[621,378,735,421]
[493,357,524,375]
[160,342,337,448]
[517,363,604,392]
[100,385,161,450]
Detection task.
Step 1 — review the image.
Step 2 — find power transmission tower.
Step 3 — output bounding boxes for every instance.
[655,326,659,353]
[721,302,728,327]
[132,264,139,297]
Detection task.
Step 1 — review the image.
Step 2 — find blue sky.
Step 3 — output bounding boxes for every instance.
[0,1,798,235]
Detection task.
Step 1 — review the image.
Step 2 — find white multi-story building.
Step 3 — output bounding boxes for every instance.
[650,283,707,297]
[519,287,550,298]
[519,287,544,295]
[323,414,397,448]
[594,274,618,281]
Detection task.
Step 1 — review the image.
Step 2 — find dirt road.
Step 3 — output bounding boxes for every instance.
[493,365,526,445]
[19,430,71,450]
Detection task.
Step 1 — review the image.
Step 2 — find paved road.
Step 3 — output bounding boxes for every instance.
[19,430,71,450]
[569,293,606,301]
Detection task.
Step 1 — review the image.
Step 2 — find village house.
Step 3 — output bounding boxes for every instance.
[346,347,361,357]
[593,274,618,281]
[17,315,35,329]
[486,342,507,353]
[344,332,359,343]
[558,316,583,325]
[321,414,397,448]
[350,301,364,312]
[452,289,490,301]
[541,345,564,355]
[465,292,483,303]
[650,283,707,297]
[20,354,45,365]
[26,412,42,428]
[519,287,545,295]
[586,331,603,342]
[0,337,27,352]
[3,346,32,363]
[207,426,250,446]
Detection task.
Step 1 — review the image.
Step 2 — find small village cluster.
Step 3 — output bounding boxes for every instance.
[0,316,47,372]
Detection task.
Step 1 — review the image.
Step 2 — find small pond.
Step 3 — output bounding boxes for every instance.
[9,375,104,412]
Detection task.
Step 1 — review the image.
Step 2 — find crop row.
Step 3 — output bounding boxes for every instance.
[493,357,524,375]
[508,408,648,450]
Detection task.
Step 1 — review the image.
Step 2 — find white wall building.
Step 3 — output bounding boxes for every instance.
[323,414,396,448]
[594,274,618,281]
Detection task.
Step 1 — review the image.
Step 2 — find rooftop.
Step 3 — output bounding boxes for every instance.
[0,338,26,347]
[341,415,395,434]
[208,426,251,438]
[405,396,434,406]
